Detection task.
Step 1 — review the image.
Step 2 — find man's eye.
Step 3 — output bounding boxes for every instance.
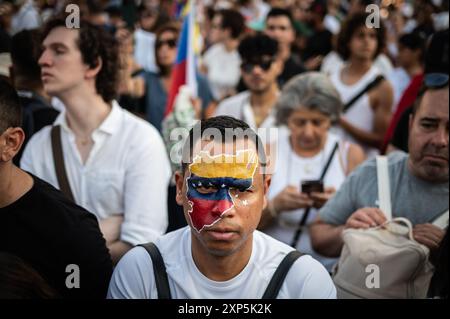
[231,187,251,193]
[421,123,436,129]
[195,186,217,194]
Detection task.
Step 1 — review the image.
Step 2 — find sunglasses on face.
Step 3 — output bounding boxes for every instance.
[241,59,274,73]
[156,39,177,49]
[424,73,449,89]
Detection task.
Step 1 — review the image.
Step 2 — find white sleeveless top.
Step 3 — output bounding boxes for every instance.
[329,64,382,158]
[264,128,349,272]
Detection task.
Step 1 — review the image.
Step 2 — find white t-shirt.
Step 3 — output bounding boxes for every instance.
[134,29,158,73]
[107,226,336,299]
[20,101,171,246]
[265,129,348,272]
[202,43,241,100]
[321,52,393,78]
[214,91,279,147]
[387,67,411,112]
[329,64,383,158]
[10,0,41,35]
[214,91,278,129]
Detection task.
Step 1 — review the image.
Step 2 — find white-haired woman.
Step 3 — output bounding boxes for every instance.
[260,72,365,272]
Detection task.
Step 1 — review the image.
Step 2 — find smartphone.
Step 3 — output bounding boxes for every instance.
[301,180,324,195]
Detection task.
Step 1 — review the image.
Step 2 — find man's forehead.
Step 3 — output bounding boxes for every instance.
[420,89,449,119]
[266,16,292,27]
[194,139,259,157]
[43,27,78,47]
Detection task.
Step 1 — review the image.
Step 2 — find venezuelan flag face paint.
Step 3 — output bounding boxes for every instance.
[186,150,259,232]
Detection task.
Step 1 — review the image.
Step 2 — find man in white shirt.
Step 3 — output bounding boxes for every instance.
[20,16,171,264]
[215,34,282,130]
[108,116,336,299]
[201,9,245,101]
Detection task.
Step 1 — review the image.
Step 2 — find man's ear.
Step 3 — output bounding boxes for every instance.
[409,113,414,132]
[262,174,272,210]
[0,127,25,162]
[85,57,103,80]
[174,170,186,206]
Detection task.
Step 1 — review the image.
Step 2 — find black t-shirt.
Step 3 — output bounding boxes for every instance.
[0,175,113,299]
[278,55,306,89]
[391,107,412,153]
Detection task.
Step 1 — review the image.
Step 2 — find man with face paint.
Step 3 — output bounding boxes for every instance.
[108,116,336,299]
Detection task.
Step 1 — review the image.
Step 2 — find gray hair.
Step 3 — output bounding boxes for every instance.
[276,72,342,125]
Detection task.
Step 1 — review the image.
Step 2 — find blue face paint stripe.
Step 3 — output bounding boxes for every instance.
[188,175,253,189]
[187,187,232,201]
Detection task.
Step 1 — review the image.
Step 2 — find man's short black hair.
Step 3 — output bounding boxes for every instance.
[0,78,22,133]
[425,29,449,74]
[181,116,267,174]
[217,9,245,40]
[336,12,386,61]
[266,8,295,29]
[42,16,120,103]
[238,33,279,62]
[11,29,42,84]
[399,32,426,61]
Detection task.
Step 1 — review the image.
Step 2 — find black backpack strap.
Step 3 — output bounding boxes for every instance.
[343,75,385,113]
[262,250,303,299]
[290,142,339,248]
[51,125,75,202]
[139,242,172,299]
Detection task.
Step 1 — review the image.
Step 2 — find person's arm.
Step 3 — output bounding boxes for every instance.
[340,80,393,148]
[98,215,133,264]
[346,143,366,174]
[413,224,446,251]
[258,186,314,230]
[310,207,387,257]
[309,217,345,257]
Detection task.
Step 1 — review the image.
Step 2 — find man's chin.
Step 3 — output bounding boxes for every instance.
[421,165,449,183]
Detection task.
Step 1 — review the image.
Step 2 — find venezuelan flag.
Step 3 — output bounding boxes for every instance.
[187,151,258,232]
[164,0,198,117]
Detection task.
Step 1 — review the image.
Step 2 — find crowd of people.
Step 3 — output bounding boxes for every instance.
[0,0,448,299]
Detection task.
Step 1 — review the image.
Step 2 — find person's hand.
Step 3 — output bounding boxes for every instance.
[413,223,445,250]
[272,186,314,213]
[345,207,387,229]
[99,215,124,245]
[310,187,336,209]
[190,97,202,119]
[304,55,324,70]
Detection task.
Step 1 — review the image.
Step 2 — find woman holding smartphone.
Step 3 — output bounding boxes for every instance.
[259,72,365,272]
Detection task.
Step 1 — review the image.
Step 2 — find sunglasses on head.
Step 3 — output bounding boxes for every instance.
[241,59,274,73]
[424,73,449,89]
[156,39,177,49]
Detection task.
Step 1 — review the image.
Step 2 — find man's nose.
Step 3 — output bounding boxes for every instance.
[431,126,449,148]
[303,122,315,136]
[38,49,52,67]
[211,199,234,218]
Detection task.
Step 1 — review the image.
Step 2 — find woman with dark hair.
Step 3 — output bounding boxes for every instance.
[329,12,394,158]
[0,253,58,299]
[141,22,214,133]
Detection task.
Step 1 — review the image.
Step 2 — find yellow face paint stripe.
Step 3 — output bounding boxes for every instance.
[189,150,258,179]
